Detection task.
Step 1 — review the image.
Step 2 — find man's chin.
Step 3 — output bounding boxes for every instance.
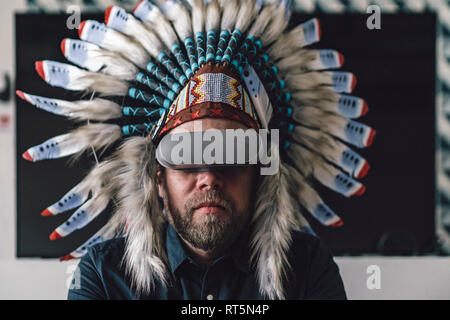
[191,211,229,225]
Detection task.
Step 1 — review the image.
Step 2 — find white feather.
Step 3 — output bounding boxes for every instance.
[17,91,122,121]
[63,223,118,260]
[235,0,256,31]
[62,39,139,80]
[292,89,368,119]
[220,0,239,31]
[286,143,365,197]
[248,3,275,38]
[205,0,221,31]
[24,123,121,162]
[133,1,179,48]
[291,106,375,148]
[43,159,122,217]
[79,20,150,68]
[286,163,342,226]
[241,65,273,129]
[164,1,192,40]
[191,0,205,35]
[268,18,321,59]
[292,125,370,178]
[259,2,289,45]
[53,193,110,238]
[105,6,165,58]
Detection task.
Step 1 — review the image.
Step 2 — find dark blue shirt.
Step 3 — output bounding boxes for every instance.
[68,223,346,300]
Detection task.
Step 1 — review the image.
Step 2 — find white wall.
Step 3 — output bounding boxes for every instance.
[1,256,450,300]
[337,257,450,299]
[1,1,449,300]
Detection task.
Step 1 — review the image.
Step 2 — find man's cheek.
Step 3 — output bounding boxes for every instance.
[234,195,247,210]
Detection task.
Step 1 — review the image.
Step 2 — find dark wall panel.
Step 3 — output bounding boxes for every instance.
[16,13,437,257]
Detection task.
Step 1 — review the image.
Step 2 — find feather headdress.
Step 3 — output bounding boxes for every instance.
[18,0,375,299]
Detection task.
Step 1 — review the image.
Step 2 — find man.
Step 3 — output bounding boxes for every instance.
[67,116,347,300]
[19,0,373,300]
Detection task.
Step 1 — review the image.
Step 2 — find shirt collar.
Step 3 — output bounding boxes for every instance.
[166,223,190,274]
[165,222,252,275]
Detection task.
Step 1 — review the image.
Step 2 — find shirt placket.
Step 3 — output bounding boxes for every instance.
[199,265,219,300]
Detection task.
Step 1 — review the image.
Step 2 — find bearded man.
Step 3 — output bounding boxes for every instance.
[67,114,347,300]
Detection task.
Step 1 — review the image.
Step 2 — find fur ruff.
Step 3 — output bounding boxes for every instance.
[111,137,168,296]
[251,160,304,299]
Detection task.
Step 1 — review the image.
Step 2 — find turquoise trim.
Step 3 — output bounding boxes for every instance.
[158,52,166,62]
[123,106,131,116]
[163,99,171,109]
[287,107,293,117]
[128,88,136,98]
[179,75,188,85]
[285,92,292,102]
[146,61,156,72]
[288,124,294,132]
[172,83,181,93]
[261,54,269,63]
[167,90,175,100]
[271,66,278,75]
[122,126,130,136]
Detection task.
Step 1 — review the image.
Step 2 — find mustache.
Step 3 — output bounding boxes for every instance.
[185,190,235,215]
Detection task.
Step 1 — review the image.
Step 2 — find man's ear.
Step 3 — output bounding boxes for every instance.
[156,167,164,198]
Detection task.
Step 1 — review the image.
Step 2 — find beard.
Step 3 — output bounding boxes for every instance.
[162,188,248,252]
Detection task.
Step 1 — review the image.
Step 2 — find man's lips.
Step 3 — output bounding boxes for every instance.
[194,202,226,214]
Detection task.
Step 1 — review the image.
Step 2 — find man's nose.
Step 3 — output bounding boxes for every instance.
[196,170,224,191]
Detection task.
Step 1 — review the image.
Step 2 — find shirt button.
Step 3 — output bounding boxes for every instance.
[206,294,214,300]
